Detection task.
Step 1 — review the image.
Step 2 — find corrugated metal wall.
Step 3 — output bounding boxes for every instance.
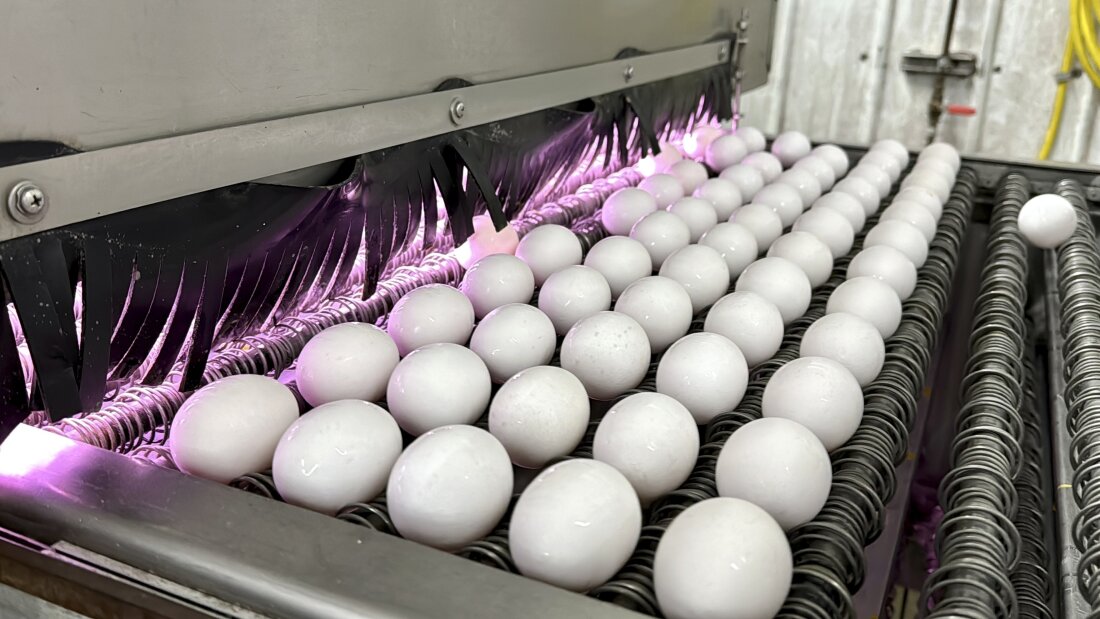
[741,0,1098,164]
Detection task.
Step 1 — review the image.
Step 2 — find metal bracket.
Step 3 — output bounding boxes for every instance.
[901,51,978,78]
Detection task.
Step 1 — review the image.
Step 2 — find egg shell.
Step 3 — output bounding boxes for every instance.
[718,164,765,201]
[703,291,784,367]
[659,244,731,314]
[459,253,536,319]
[600,187,659,236]
[735,257,812,325]
[793,206,855,259]
[705,134,749,171]
[583,235,653,298]
[693,178,743,220]
[615,276,694,354]
[295,322,399,407]
[639,173,687,208]
[767,231,834,288]
[386,343,492,435]
[847,245,918,300]
[388,425,513,550]
[793,155,836,190]
[515,224,583,286]
[811,191,866,232]
[901,168,952,203]
[594,392,700,504]
[687,126,724,159]
[669,160,710,194]
[699,221,759,277]
[770,131,812,168]
[454,214,521,269]
[811,143,850,177]
[827,276,903,338]
[776,168,822,206]
[865,220,928,268]
[848,164,892,197]
[872,138,911,169]
[752,183,804,228]
[832,176,881,216]
[561,311,651,400]
[667,197,719,243]
[734,125,768,153]
[489,366,590,468]
[912,157,956,184]
[272,399,402,514]
[800,312,886,387]
[894,186,944,221]
[630,210,692,270]
[919,142,961,172]
[638,144,684,176]
[1018,193,1077,249]
[538,265,612,335]
[656,332,749,424]
[470,303,556,383]
[860,149,902,183]
[881,200,938,242]
[742,151,783,183]
[387,284,475,356]
[762,356,863,450]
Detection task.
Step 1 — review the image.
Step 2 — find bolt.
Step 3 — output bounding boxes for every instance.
[718,46,728,62]
[7,181,48,224]
[449,97,466,125]
[18,187,44,214]
[623,65,634,83]
[453,101,465,118]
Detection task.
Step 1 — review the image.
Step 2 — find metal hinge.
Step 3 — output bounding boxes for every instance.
[901,51,978,78]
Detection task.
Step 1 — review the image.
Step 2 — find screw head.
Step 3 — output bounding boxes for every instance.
[7,181,48,224]
[623,65,635,82]
[718,46,729,62]
[449,97,466,125]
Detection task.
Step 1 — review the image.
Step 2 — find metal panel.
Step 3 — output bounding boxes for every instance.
[740,0,793,134]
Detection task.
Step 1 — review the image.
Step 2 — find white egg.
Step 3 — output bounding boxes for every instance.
[811,143,850,177]
[752,183,803,228]
[894,186,944,221]
[169,375,299,483]
[470,303,556,383]
[735,257,811,324]
[295,322,399,407]
[594,392,700,504]
[515,224,583,286]
[832,177,881,216]
[762,356,863,450]
[699,222,759,277]
[561,311,651,400]
[770,131,812,168]
[659,244,731,314]
[704,291,784,366]
[657,333,749,424]
[386,343,491,435]
[584,235,653,298]
[865,220,929,268]
[639,143,684,176]
[600,187,659,236]
[667,197,719,243]
[793,155,836,190]
[538,265,612,335]
[734,125,768,153]
[615,276,694,354]
[901,169,952,203]
[718,164,766,201]
[669,160,710,194]
[387,284,475,356]
[767,231,834,288]
[388,425,513,550]
[459,254,535,319]
[800,312,885,387]
[742,151,784,183]
[912,157,956,184]
[489,366,590,468]
[811,191,866,231]
[630,210,692,270]
[872,138,911,169]
[919,142,961,172]
[828,276,903,338]
[776,168,822,206]
[693,178,743,220]
[510,459,641,592]
[848,245,918,300]
[272,399,402,514]
[716,417,831,530]
[730,204,783,251]
[848,164,892,197]
[793,206,855,259]
[882,200,938,242]
[1018,193,1077,249]
[654,498,792,619]
[454,214,520,269]
[639,173,687,208]
[860,149,902,183]
[705,134,748,171]
[688,127,725,159]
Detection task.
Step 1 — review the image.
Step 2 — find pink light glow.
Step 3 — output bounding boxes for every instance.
[0,424,77,477]
[681,133,700,158]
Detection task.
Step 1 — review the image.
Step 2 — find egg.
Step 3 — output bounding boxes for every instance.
[770,130,812,167]
[656,333,749,424]
[811,143,850,177]
[600,187,659,236]
[919,142,961,173]
[742,151,783,183]
[667,197,719,242]
[800,312,886,387]
[693,178,743,220]
[734,125,768,153]
[793,155,836,190]
[272,399,402,514]
[912,157,956,184]
[881,200,938,242]
[860,149,902,183]
[295,322,399,407]
[654,498,792,619]
[729,204,783,251]
[827,276,902,338]
[752,183,803,228]
[638,143,684,176]
[388,425,513,550]
[454,215,521,269]
[705,134,749,171]
[489,365,590,468]
[776,168,822,205]
[901,169,952,203]
[687,127,724,159]
[538,265,612,335]
[659,244,731,314]
[169,375,300,483]
[515,224,583,286]
[735,257,811,325]
[767,231,834,288]
[894,186,944,221]
[561,311,651,400]
[699,221,759,277]
[640,173,687,208]
[762,356,863,450]
[669,160,709,194]
[848,245,918,300]
[718,164,766,201]
[1018,193,1077,248]
[469,303,556,383]
[872,138,911,169]
[583,235,653,298]
[811,191,866,231]
[865,220,929,268]
[704,291,784,366]
[594,392,700,503]
[716,417,831,530]
[848,164,892,197]
[792,206,855,259]
[510,459,641,592]
[387,284,475,355]
[832,177,881,216]
[615,276,694,353]
[630,210,692,270]
[459,253,536,319]
[386,343,492,435]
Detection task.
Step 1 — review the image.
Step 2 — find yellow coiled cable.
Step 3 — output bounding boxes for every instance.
[1039,0,1100,160]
